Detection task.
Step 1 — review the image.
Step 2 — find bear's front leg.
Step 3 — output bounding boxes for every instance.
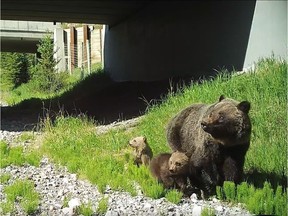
[222,157,242,184]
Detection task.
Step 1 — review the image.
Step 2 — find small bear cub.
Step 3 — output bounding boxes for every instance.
[129,136,153,166]
[150,151,190,192]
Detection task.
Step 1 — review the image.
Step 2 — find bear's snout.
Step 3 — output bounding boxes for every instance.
[169,168,175,173]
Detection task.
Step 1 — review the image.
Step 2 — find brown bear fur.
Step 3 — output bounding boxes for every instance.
[149,151,190,192]
[129,136,153,166]
[166,95,251,194]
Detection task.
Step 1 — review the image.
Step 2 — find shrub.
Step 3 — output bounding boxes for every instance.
[1,52,33,90]
[219,181,287,215]
[165,189,183,204]
[223,181,236,202]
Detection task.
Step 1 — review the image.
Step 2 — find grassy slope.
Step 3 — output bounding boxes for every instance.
[40,58,286,211]
[43,59,287,191]
[139,58,287,177]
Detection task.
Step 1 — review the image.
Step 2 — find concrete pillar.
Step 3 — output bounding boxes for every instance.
[83,25,89,64]
[54,28,65,72]
[70,26,77,71]
[243,0,287,71]
[104,1,257,81]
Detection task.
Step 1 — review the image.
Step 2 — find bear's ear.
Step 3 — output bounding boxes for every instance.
[219,95,225,101]
[237,101,250,113]
[142,136,147,142]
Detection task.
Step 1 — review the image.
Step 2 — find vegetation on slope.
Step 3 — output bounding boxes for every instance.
[1,57,286,214]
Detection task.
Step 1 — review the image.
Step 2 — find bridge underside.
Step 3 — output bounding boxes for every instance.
[1,0,286,81]
[1,37,38,53]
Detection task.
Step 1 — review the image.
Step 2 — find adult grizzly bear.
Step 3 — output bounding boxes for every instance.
[166,95,251,194]
[150,151,191,193]
[129,136,153,166]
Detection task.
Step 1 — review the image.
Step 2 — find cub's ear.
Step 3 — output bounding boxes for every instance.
[142,136,147,142]
[184,151,192,158]
[237,101,250,113]
[219,95,225,101]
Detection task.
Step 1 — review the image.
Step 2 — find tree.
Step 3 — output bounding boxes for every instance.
[33,34,62,93]
[1,52,32,90]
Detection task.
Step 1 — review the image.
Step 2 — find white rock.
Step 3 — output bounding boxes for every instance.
[70,174,77,181]
[143,203,152,209]
[192,205,202,216]
[215,205,224,212]
[105,210,119,216]
[68,198,81,209]
[62,207,74,216]
[62,177,69,184]
[190,193,198,203]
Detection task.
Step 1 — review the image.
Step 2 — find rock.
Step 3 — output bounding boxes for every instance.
[143,203,152,210]
[192,205,202,216]
[190,193,198,203]
[68,198,81,209]
[62,207,74,216]
[105,210,119,216]
[215,205,224,212]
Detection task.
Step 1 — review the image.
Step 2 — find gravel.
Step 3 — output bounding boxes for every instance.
[0,116,252,216]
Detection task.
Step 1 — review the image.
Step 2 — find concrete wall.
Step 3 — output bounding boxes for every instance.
[1,20,57,53]
[104,1,256,81]
[243,0,287,70]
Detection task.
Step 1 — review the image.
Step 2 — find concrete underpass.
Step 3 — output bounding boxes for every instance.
[1,0,286,81]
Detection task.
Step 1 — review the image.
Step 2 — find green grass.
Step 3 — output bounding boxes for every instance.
[1,63,102,105]
[97,197,109,215]
[217,181,287,216]
[1,179,40,215]
[0,141,41,168]
[15,57,287,215]
[0,173,11,184]
[77,202,94,216]
[165,189,183,204]
[38,59,287,214]
[201,207,216,216]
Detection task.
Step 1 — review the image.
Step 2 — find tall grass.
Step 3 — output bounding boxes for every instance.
[40,58,286,214]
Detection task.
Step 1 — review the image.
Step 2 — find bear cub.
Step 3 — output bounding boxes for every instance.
[149,151,191,193]
[129,136,153,166]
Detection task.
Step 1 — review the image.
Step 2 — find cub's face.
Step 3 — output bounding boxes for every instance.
[168,151,189,175]
[201,96,251,141]
[129,136,147,149]
[129,136,147,158]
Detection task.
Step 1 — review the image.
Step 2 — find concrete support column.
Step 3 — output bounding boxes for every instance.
[54,28,65,72]
[70,26,77,71]
[243,0,287,71]
[83,25,89,64]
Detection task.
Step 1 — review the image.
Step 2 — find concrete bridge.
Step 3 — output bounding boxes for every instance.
[1,0,286,81]
[0,20,57,53]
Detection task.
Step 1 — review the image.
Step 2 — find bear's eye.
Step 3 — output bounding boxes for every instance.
[175,162,181,166]
[218,115,224,122]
